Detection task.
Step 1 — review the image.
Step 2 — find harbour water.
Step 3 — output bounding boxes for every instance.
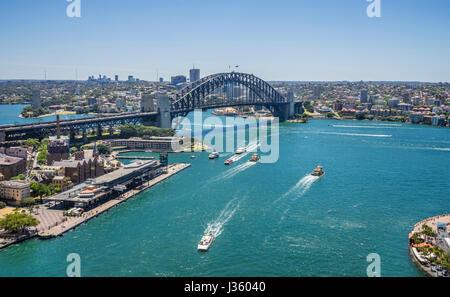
[0,105,449,276]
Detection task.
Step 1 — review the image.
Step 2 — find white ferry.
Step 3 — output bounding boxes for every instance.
[235,147,246,154]
[209,152,219,159]
[198,234,215,251]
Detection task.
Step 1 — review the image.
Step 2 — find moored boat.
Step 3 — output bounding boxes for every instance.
[198,234,215,251]
[311,165,325,177]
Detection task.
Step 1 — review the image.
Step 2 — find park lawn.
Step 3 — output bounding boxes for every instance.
[0,206,17,219]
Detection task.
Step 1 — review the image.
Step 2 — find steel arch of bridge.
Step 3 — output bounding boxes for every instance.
[171,72,287,116]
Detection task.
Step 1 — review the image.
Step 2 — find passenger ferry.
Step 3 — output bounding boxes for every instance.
[249,153,260,162]
[311,165,325,177]
[198,233,215,251]
[235,147,246,154]
[209,152,219,159]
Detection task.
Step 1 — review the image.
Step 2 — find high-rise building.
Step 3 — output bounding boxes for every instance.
[189,68,200,83]
[171,75,187,85]
[32,90,41,109]
[313,86,321,100]
[159,77,164,83]
[360,90,368,103]
[115,75,119,81]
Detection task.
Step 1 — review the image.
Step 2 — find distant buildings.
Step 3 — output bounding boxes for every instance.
[171,75,186,85]
[189,68,200,83]
[87,98,97,106]
[0,180,30,206]
[32,90,41,109]
[115,75,119,82]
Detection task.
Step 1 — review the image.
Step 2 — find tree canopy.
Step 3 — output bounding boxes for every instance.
[0,211,39,234]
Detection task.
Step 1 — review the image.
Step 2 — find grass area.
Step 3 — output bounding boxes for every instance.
[0,206,17,219]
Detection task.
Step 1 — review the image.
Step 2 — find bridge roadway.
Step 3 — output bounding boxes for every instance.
[0,112,158,142]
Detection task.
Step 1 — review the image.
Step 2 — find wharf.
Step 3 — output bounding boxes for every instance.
[36,163,191,239]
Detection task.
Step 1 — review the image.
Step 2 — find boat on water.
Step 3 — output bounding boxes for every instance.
[209,152,219,159]
[249,153,260,162]
[311,165,325,177]
[235,147,246,154]
[191,155,196,159]
[198,234,215,251]
[224,158,233,165]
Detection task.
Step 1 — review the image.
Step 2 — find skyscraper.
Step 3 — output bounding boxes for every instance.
[32,90,41,109]
[115,75,119,82]
[189,68,200,83]
[360,90,368,103]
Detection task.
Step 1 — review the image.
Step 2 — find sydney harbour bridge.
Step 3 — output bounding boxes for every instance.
[0,72,303,142]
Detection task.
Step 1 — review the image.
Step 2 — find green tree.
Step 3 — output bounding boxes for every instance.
[24,138,41,150]
[96,143,111,155]
[0,211,39,234]
[30,182,51,202]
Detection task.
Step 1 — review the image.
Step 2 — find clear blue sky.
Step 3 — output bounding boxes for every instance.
[1,0,449,82]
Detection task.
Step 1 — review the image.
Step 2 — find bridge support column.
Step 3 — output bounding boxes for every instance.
[156,93,172,129]
[273,103,293,122]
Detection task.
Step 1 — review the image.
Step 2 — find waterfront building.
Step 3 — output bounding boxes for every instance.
[171,75,187,85]
[32,90,41,109]
[0,180,30,206]
[189,68,200,83]
[332,100,343,111]
[53,156,105,185]
[47,136,70,165]
[107,137,184,152]
[0,154,27,180]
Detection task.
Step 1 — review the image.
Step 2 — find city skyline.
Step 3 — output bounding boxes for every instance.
[1,0,450,82]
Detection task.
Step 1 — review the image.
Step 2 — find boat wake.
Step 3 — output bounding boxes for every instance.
[204,199,240,238]
[222,161,257,179]
[320,132,392,138]
[275,175,319,204]
[331,124,399,129]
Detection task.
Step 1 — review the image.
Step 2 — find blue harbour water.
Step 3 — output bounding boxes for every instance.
[0,105,449,276]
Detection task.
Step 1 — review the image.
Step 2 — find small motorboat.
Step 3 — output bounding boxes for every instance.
[191,155,196,159]
[249,153,260,162]
[311,165,325,177]
[198,233,215,251]
[209,152,219,159]
[224,158,233,165]
[235,147,246,154]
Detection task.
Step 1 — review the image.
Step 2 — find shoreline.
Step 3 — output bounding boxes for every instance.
[0,163,191,248]
[409,214,450,277]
